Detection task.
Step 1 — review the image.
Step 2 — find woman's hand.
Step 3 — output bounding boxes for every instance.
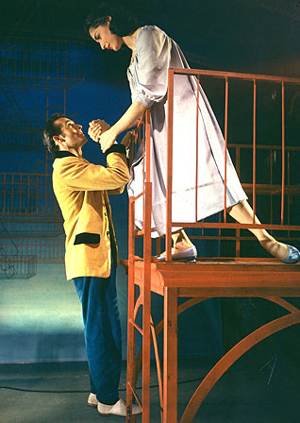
[88,119,111,142]
[99,127,118,153]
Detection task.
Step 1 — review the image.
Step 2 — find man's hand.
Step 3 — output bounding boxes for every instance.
[88,119,111,142]
[120,131,134,149]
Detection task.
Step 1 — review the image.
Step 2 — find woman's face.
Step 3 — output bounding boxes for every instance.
[89,21,123,51]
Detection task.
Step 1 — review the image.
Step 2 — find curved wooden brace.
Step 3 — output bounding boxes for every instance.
[130,311,164,417]
[180,311,300,423]
[178,297,208,314]
[133,298,207,387]
[263,296,300,313]
[132,295,299,416]
[134,293,143,320]
[150,315,163,420]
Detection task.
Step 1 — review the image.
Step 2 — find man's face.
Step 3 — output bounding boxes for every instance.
[54,117,87,150]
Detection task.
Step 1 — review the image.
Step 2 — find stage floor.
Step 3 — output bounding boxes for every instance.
[1,352,299,423]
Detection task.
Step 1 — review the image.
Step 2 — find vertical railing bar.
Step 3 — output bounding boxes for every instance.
[252,79,257,223]
[27,175,30,213]
[236,146,241,178]
[30,41,33,78]
[3,174,6,214]
[46,52,50,175]
[19,174,22,215]
[39,40,42,78]
[142,115,146,212]
[270,148,273,234]
[69,42,72,80]
[156,237,161,256]
[166,69,175,261]
[281,81,285,225]
[10,174,14,215]
[56,40,59,79]
[236,145,241,255]
[145,109,151,184]
[235,142,241,255]
[236,228,241,257]
[142,180,152,423]
[142,108,152,423]
[64,42,67,82]
[64,87,67,114]
[223,77,228,223]
[36,175,38,214]
[287,150,290,237]
[142,109,152,423]
[195,75,200,222]
[127,196,136,422]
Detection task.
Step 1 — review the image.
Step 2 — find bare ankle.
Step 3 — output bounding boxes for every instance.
[173,240,193,251]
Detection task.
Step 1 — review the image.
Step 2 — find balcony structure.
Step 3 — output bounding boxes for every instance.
[125,69,300,423]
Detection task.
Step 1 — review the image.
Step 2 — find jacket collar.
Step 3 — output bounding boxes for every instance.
[54,151,77,158]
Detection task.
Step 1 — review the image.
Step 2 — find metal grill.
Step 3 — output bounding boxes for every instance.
[0,37,84,89]
[0,254,37,279]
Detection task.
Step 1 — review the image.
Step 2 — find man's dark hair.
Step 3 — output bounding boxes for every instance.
[85,2,140,37]
[42,113,65,156]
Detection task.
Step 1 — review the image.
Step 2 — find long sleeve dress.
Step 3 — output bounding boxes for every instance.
[127,25,247,238]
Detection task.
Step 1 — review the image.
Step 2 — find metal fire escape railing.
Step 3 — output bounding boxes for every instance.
[126,68,300,423]
[0,37,84,275]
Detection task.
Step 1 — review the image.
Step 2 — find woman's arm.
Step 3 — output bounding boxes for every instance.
[89,101,147,152]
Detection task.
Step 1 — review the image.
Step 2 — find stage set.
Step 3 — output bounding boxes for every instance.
[1,1,300,423]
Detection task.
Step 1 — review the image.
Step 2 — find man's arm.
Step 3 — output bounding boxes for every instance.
[107,132,134,195]
[54,145,130,192]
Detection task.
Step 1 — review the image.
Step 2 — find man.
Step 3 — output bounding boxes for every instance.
[42,114,140,417]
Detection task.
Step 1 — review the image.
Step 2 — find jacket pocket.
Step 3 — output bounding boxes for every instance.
[74,232,100,245]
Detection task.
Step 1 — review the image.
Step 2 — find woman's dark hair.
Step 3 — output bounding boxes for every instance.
[85,2,140,37]
[42,113,65,156]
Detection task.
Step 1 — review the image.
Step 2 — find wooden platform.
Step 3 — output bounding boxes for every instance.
[124,258,300,423]
[131,258,300,297]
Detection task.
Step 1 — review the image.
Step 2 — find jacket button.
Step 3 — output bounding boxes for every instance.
[104,212,108,216]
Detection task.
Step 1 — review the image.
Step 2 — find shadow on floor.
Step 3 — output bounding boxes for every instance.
[0,353,300,423]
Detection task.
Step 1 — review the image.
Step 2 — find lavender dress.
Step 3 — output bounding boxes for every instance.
[127,26,247,237]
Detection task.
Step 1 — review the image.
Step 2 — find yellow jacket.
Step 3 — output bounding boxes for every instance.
[52,145,130,281]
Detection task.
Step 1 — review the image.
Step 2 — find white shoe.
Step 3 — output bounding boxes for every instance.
[87,393,98,407]
[97,397,142,416]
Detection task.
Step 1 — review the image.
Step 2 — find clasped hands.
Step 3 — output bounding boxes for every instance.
[88,119,134,152]
[88,119,116,153]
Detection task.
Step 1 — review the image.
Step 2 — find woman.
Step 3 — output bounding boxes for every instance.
[85,3,299,263]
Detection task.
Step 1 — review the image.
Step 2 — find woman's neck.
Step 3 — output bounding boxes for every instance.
[123,27,143,51]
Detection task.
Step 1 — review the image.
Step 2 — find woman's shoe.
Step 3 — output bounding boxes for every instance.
[156,245,197,262]
[282,245,300,264]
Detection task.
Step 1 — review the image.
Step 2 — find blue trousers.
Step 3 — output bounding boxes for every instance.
[73,264,122,405]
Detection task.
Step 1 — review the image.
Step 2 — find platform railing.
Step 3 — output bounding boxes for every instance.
[164,68,300,260]
[0,172,64,262]
[128,70,300,259]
